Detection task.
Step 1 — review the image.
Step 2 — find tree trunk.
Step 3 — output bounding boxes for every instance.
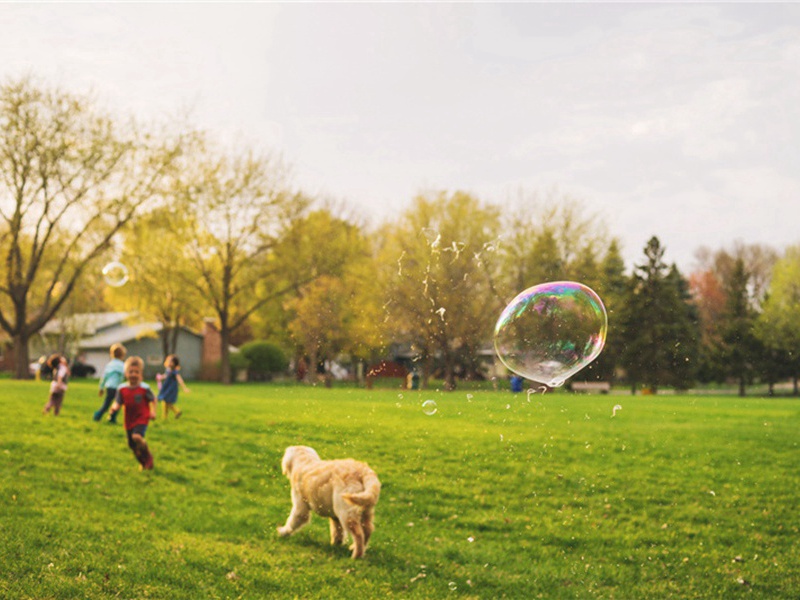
[305,347,318,385]
[443,350,456,391]
[170,325,180,356]
[13,334,31,380]
[160,329,170,360]
[738,376,746,397]
[423,353,434,390]
[220,325,231,384]
[793,374,798,396]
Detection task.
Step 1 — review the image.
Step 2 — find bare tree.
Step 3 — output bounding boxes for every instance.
[380,191,502,390]
[177,140,307,384]
[0,77,182,378]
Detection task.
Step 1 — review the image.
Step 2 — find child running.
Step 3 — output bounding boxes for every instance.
[42,354,69,416]
[94,343,126,423]
[108,356,157,471]
[158,354,190,420]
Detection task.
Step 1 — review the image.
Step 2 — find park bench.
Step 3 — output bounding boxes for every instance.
[571,381,611,393]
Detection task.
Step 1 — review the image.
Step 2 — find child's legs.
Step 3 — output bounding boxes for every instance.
[44,391,64,415]
[126,425,150,465]
[95,388,116,419]
[52,392,64,415]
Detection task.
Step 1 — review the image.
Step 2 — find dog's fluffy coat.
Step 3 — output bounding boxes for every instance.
[277,445,381,558]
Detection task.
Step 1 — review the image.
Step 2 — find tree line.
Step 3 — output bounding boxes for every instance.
[1,77,798,393]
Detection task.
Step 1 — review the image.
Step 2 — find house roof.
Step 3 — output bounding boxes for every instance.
[80,321,202,350]
[39,312,202,349]
[40,312,133,336]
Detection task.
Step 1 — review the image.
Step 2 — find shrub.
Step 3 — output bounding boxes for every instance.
[239,341,289,381]
[228,350,250,372]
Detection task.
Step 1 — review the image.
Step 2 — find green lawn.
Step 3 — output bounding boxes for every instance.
[1,379,798,599]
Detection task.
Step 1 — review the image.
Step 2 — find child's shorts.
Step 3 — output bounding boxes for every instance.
[126,424,148,449]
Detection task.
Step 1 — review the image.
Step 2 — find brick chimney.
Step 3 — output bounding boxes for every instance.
[201,318,222,381]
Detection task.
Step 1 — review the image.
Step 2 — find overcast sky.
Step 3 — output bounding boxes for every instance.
[3,3,799,273]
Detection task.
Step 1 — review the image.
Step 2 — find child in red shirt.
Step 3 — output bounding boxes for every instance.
[109,356,157,470]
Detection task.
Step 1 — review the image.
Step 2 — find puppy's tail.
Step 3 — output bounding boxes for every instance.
[343,473,381,507]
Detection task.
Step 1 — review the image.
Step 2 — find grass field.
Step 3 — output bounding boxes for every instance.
[1,378,798,599]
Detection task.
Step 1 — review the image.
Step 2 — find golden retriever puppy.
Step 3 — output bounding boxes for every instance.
[277,445,381,559]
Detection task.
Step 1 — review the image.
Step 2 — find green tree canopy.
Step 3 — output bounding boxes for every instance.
[253,207,383,378]
[757,245,800,394]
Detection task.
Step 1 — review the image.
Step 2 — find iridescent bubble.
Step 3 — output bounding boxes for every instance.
[421,400,438,415]
[102,261,129,287]
[494,281,607,387]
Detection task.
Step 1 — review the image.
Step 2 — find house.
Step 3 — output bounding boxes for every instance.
[31,313,220,381]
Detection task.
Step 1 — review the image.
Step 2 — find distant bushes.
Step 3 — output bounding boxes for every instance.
[238,341,289,381]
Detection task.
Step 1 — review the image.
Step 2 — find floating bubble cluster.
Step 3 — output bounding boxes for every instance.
[494,281,607,387]
[102,261,129,287]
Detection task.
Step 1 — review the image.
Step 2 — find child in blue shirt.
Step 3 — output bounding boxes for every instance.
[158,354,190,420]
[94,343,126,423]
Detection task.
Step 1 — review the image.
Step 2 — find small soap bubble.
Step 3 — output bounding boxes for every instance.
[102,261,129,287]
[612,404,622,417]
[448,582,457,591]
[494,281,607,387]
[422,400,438,415]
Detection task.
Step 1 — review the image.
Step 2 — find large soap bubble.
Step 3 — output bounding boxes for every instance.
[494,281,607,387]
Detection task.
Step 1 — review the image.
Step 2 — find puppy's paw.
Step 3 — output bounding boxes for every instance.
[277,526,291,537]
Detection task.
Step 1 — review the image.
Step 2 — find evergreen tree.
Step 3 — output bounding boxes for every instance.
[664,265,700,390]
[719,258,759,396]
[620,237,700,393]
[590,240,627,382]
